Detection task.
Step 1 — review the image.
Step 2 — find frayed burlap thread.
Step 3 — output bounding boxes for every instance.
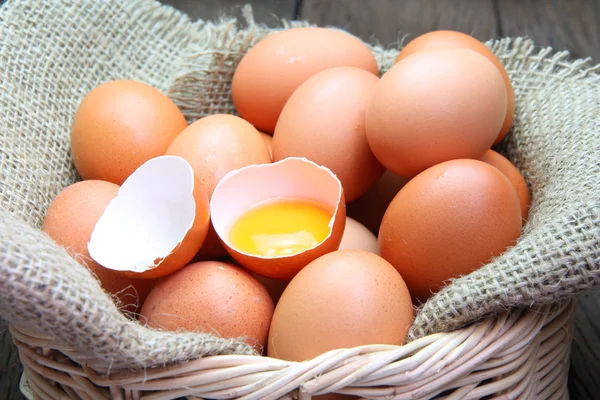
[0,0,259,370]
[1,0,599,369]
[0,210,256,370]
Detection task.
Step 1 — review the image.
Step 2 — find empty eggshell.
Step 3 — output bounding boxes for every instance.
[211,157,346,280]
[88,156,210,279]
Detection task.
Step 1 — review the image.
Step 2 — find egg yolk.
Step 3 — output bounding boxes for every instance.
[229,199,332,258]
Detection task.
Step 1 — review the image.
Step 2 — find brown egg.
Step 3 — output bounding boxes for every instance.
[395,30,515,144]
[366,48,507,178]
[166,114,272,257]
[232,27,379,133]
[42,180,155,314]
[260,132,273,160]
[273,67,384,202]
[268,250,413,361]
[71,80,187,185]
[379,159,522,302]
[346,170,409,234]
[140,261,274,352]
[481,150,531,223]
[339,217,379,255]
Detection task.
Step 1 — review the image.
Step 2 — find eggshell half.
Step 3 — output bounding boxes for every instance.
[88,156,210,279]
[211,157,346,280]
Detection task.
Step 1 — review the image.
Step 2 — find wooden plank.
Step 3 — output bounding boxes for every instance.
[161,0,298,25]
[497,0,600,61]
[299,0,499,47]
[0,319,25,400]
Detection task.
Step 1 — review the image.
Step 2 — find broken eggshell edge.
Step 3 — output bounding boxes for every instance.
[88,155,210,279]
[210,157,346,281]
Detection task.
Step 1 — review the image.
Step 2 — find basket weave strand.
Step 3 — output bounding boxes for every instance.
[13,301,573,399]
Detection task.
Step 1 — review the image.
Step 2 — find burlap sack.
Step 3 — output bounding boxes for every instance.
[1,0,598,370]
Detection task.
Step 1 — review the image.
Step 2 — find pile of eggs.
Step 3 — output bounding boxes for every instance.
[43,28,530,368]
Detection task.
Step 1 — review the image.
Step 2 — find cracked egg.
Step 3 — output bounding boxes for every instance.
[211,157,346,281]
[88,156,210,279]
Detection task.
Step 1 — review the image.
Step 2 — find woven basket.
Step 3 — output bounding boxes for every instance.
[12,301,574,399]
[2,0,599,399]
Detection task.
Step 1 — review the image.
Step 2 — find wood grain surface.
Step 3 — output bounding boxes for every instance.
[497,0,600,61]
[301,0,499,45]
[1,1,598,399]
[163,0,296,24]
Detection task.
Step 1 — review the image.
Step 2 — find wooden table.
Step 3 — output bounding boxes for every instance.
[1,1,598,399]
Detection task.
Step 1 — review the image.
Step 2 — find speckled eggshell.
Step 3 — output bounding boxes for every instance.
[273,67,384,202]
[267,249,413,361]
[481,150,531,224]
[395,30,515,144]
[379,159,522,302]
[166,114,272,258]
[140,261,274,352]
[232,27,379,133]
[366,48,507,178]
[42,180,156,314]
[71,80,187,185]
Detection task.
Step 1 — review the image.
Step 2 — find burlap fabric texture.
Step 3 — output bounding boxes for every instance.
[1,0,599,370]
